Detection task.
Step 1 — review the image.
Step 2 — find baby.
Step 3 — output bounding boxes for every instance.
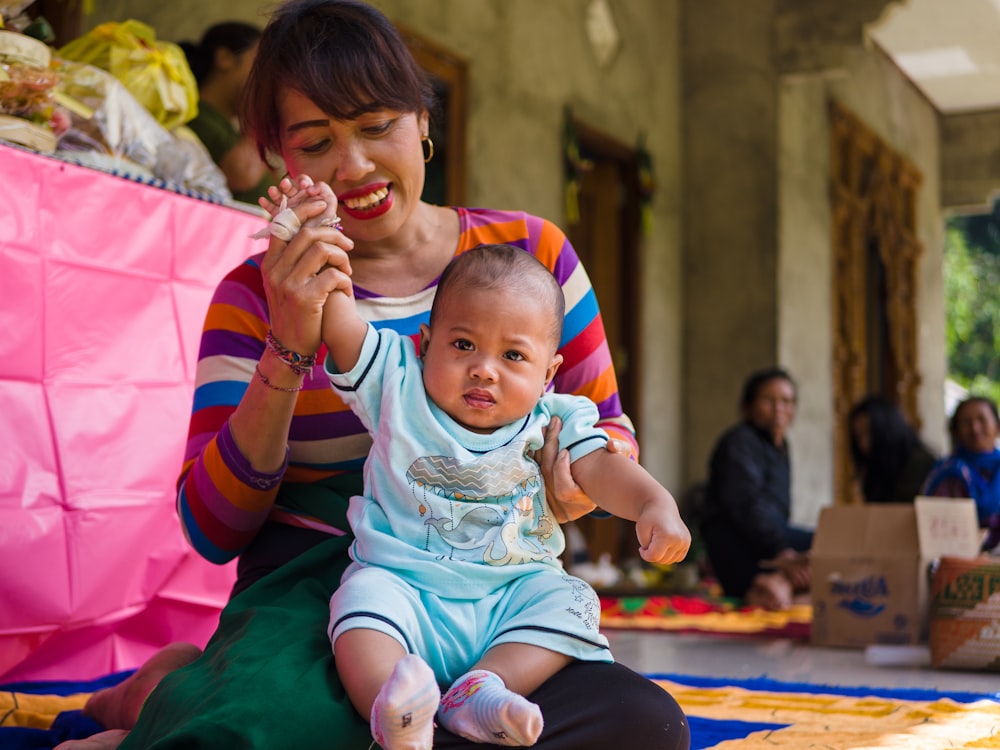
[260,179,691,750]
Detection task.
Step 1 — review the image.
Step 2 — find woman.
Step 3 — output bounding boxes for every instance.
[848,394,937,504]
[922,396,1000,550]
[180,22,279,203]
[699,367,812,611]
[58,2,690,749]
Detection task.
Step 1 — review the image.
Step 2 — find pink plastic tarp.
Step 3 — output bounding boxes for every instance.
[0,144,266,682]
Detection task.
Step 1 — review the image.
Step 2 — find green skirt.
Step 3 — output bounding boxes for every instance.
[122,495,373,748]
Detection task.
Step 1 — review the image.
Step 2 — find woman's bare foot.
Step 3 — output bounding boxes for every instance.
[53,729,129,750]
[745,571,793,611]
[83,642,203,730]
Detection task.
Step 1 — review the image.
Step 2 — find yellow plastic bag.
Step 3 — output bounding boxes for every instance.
[58,20,197,130]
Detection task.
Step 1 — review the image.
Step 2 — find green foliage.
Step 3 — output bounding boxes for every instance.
[944,221,1000,403]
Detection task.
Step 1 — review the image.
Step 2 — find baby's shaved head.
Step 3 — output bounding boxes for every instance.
[432,244,565,349]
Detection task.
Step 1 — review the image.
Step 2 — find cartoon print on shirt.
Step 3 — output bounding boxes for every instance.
[405,441,556,565]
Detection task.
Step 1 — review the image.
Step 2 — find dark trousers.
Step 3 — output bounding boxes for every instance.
[702,520,812,599]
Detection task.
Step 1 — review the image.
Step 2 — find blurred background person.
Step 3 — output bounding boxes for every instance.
[922,396,1000,551]
[700,367,811,611]
[848,394,937,504]
[179,22,279,204]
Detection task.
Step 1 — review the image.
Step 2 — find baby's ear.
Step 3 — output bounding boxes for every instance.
[419,323,431,357]
[544,353,564,391]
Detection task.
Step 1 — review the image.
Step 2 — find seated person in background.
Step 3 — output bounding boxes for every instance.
[179,22,279,204]
[700,367,811,611]
[305,229,691,748]
[848,394,937,504]
[922,396,1000,551]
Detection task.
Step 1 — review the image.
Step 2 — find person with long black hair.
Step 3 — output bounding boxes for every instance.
[848,394,936,504]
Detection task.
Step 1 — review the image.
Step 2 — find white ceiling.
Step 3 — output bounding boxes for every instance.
[868,0,1000,113]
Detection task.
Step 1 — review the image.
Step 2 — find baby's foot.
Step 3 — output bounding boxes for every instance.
[370,654,440,750]
[438,669,543,747]
[251,175,340,240]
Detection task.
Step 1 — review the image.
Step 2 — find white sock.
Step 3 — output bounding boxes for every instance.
[437,669,543,747]
[370,655,440,750]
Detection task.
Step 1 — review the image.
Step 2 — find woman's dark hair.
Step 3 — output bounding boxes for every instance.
[948,396,1000,449]
[739,367,796,410]
[180,22,262,85]
[242,0,436,159]
[849,394,927,502]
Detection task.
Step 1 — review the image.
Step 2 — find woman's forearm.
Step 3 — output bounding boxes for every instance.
[227,348,305,473]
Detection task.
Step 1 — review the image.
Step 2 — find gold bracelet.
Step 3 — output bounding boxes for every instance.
[255,363,303,392]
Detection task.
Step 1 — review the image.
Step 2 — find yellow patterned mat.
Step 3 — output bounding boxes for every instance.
[656,678,1000,749]
[0,690,88,729]
[600,594,812,637]
[4,677,999,749]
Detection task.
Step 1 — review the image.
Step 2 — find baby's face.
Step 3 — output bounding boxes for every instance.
[420,286,562,434]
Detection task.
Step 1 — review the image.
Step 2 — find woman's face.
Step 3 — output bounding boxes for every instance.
[745,377,797,445]
[851,412,871,457]
[277,88,428,243]
[953,400,1000,454]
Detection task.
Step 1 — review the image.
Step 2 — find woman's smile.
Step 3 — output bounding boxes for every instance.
[339,182,393,219]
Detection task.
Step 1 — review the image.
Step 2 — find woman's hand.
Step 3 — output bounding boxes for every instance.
[257,177,354,356]
[537,416,632,523]
[764,548,810,591]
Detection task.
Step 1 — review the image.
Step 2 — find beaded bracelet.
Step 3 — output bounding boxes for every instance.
[265,330,317,376]
[255,363,303,392]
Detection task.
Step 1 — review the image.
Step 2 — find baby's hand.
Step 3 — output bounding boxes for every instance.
[635,499,691,565]
[251,175,341,240]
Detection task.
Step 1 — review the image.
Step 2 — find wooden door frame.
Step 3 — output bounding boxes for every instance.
[567,117,643,428]
[564,118,644,571]
[830,100,924,503]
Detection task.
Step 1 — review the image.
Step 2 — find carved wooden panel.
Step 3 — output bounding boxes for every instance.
[830,101,923,504]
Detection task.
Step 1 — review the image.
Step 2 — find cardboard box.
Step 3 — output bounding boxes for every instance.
[929,555,1000,671]
[810,498,980,648]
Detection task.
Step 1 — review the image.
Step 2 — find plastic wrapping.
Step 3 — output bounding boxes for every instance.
[0,29,63,150]
[0,23,231,201]
[0,1,36,26]
[57,20,197,131]
[52,58,231,202]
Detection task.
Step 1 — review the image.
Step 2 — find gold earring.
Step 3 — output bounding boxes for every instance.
[422,136,434,163]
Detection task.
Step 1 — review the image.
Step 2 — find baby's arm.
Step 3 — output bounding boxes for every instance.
[570,451,691,565]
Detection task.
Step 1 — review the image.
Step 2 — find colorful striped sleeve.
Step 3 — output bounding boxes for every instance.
[176,255,277,562]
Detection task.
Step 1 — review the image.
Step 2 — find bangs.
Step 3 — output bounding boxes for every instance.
[296,33,422,119]
[242,0,433,157]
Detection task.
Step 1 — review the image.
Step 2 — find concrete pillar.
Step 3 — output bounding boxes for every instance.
[940,109,1000,213]
[681,0,781,483]
[680,0,899,485]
